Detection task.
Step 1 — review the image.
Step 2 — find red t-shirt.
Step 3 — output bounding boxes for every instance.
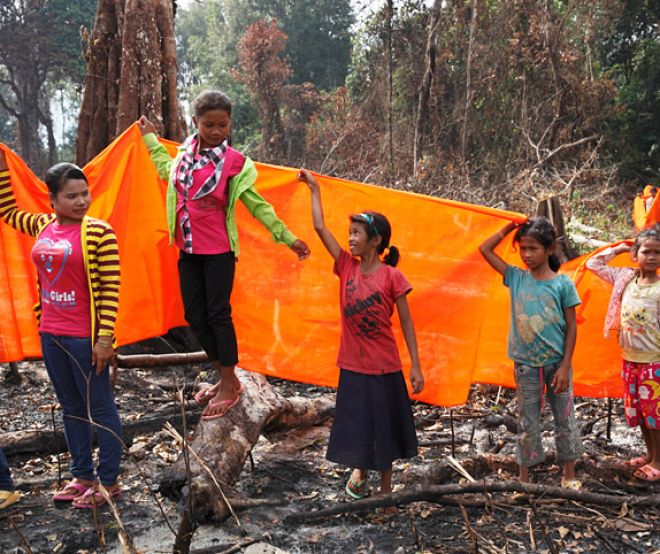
[174,147,246,254]
[334,249,412,374]
[32,221,91,337]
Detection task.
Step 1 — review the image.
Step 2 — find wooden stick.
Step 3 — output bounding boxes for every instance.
[116,351,208,368]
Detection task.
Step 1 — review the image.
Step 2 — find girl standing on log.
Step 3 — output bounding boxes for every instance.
[586,226,660,482]
[298,169,424,506]
[139,90,310,419]
[479,217,583,487]
[0,151,122,508]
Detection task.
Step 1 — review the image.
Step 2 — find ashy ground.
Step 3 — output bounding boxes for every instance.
[0,361,658,554]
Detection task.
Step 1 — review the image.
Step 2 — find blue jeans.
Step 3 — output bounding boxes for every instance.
[41,333,123,485]
[0,448,14,491]
[514,361,583,467]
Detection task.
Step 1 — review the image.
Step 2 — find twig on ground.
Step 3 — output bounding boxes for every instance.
[9,516,33,554]
[459,504,504,554]
[529,497,559,554]
[526,510,536,551]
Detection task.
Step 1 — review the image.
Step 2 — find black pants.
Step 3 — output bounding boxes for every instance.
[178,251,238,366]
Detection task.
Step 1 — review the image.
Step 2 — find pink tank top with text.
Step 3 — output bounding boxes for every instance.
[32,221,91,337]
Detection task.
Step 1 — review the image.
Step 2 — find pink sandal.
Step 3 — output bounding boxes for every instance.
[72,486,121,509]
[633,464,660,482]
[193,383,220,405]
[194,380,245,405]
[622,456,649,469]
[53,481,91,502]
[202,393,241,420]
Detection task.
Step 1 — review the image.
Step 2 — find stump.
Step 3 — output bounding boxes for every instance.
[160,369,335,520]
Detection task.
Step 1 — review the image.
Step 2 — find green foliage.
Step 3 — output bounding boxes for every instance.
[598,0,660,182]
[175,0,354,149]
[42,0,97,81]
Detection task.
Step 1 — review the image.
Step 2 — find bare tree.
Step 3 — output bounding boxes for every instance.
[0,1,54,173]
[460,0,478,165]
[413,0,442,175]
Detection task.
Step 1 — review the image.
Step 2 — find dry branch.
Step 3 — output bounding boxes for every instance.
[284,481,660,523]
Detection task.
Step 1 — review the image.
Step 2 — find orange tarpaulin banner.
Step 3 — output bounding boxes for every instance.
[0,125,627,405]
[633,184,659,230]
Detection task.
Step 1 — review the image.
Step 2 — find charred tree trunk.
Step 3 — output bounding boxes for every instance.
[160,370,334,521]
[76,0,183,166]
[536,196,578,262]
[413,0,442,176]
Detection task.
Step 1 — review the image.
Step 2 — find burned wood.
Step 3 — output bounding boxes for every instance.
[284,481,660,523]
[161,371,335,521]
[4,406,200,458]
[483,414,518,434]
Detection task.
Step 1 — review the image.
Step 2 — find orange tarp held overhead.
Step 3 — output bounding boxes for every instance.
[0,125,628,405]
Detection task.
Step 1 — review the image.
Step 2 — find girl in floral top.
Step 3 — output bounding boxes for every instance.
[586,224,660,481]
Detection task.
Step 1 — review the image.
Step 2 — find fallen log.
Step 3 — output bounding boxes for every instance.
[284,480,660,523]
[160,370,335,521]
[2,405,200,458]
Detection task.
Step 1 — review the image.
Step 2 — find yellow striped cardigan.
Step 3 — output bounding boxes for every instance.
[0,169,120,342]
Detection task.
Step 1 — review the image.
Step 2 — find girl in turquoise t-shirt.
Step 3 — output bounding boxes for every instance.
[479,217,583,487]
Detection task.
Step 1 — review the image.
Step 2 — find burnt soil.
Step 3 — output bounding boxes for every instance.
[1,360,659,554]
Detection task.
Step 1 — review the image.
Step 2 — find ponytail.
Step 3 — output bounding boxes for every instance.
[548,254,561,272]
[383,245,400,267]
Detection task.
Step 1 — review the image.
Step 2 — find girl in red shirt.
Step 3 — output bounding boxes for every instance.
[299,169,424,507]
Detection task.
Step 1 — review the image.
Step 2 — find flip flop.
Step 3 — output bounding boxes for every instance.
[72,486,121,509]
[201,394,241,420]
[0,490,21,510]
[194,380,245,405]
[194,382,220,405]
[53,481,91,502]
[633,464,660,482]
[345,476,368,500]
[622,456,649,469]
[560,478,582,491]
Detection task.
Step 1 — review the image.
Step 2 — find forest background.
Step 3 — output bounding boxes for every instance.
[0,0,657,227]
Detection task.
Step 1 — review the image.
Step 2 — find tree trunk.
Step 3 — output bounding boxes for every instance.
[535,196,578,262]
[76,0,183,166]
[413,0,442,176]
[160,370,334,521]
[386,0,394,177]
[460,0,478,165]
[543,0,570,150]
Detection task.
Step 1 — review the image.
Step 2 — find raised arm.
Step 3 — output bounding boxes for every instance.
[478,221,520,276]
[298,169,342,262]
[585,243,632,285]
[396,294,424,394]
[0,149,49,237]
[138,116,175,181]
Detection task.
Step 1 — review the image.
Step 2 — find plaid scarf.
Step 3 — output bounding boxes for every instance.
[175,134,228,253]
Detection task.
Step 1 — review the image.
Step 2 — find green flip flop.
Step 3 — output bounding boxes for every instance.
[345,476,368,499]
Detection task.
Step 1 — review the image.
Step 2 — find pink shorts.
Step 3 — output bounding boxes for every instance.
[621,360,660,429]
